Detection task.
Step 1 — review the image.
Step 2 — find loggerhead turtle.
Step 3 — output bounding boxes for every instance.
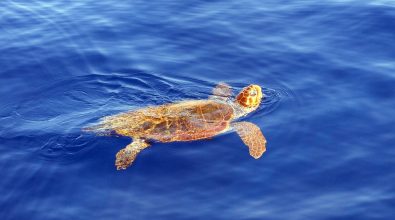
[85,83,267,170]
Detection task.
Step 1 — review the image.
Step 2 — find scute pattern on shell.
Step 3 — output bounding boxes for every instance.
[101,100,234,142]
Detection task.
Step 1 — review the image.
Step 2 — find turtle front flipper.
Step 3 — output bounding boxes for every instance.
[210,82,233,100]
[115,139,150,170]
[232,122,266,159]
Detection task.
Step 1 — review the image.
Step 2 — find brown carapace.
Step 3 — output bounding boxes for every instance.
[84,83,267,170]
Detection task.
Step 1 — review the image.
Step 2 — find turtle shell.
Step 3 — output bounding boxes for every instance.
[103,100,234,142]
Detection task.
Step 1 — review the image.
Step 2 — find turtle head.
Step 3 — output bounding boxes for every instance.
[236,84,263,113]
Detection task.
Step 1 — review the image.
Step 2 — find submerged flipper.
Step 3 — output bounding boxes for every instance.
[210,82,233,100]
[115,139,150,170]
[232,122,266,159]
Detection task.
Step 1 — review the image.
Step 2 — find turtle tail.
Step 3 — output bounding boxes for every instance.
[82,120,113,136]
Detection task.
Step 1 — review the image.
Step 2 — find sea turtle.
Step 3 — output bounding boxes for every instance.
[85,83,267,170]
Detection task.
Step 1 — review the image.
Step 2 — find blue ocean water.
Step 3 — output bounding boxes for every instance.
[1,0,395,219]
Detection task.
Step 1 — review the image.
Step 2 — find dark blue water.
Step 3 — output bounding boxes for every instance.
[1,1,395,219]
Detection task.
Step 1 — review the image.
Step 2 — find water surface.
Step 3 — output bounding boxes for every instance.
[1,0,395,219]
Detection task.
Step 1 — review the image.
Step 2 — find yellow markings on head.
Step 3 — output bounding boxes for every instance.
[236,84,263,109]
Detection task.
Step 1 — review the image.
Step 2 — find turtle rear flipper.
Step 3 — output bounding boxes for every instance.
[115,139,150,170]
[232,122,266,159]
